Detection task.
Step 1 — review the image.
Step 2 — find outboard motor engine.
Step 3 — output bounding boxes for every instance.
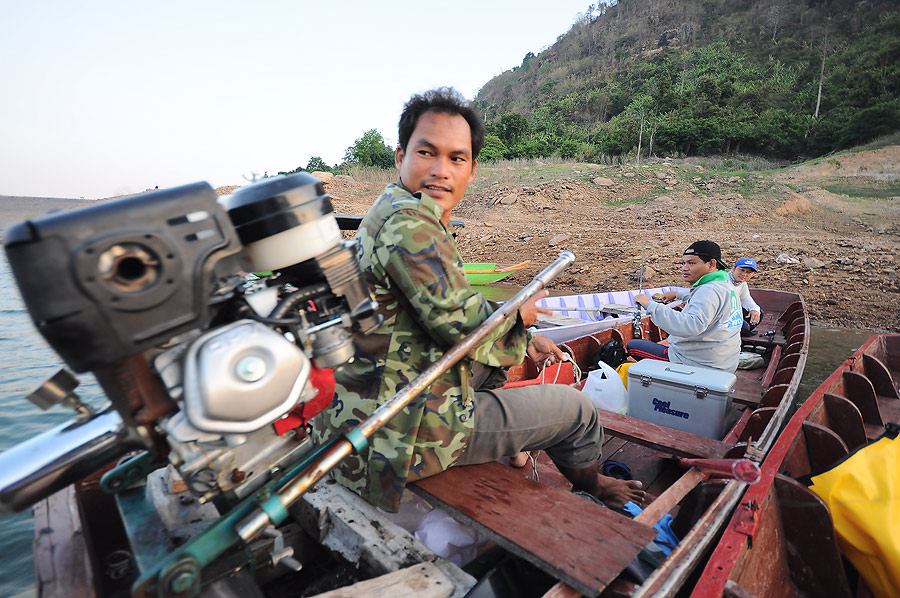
[0,173,379,511]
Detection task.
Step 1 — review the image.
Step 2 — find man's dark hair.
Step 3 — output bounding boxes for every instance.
[398,87,485,161]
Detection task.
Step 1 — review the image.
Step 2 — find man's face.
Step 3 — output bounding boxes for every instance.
[681,255,718,284]
[732,266,756,283]
[395,110,477,221]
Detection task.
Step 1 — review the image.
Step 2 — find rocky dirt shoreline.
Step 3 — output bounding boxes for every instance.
[319,146,900,332]
[2,146,898,332]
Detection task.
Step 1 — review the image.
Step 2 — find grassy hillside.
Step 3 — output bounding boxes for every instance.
[474,0,899,163]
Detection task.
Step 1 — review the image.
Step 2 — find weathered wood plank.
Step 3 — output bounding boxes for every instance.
[729,488,798,598]
[33,485,97,598]
[635,468,705,527]
[411,462,656,598]
[308,562,453,598]
[595,410,732,459]
[542,582,583,598]
[290,479,475,598]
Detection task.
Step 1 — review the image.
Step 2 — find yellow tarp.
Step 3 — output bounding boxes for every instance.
[615,362,634,389]
[810,427,900,598]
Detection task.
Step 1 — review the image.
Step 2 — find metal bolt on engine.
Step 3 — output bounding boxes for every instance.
[235,356,267,382]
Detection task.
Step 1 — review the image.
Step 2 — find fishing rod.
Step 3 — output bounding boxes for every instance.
[132,251,577,598]
[633,223,647,338]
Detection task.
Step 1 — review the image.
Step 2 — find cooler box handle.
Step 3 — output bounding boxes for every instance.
[664,365,695,376]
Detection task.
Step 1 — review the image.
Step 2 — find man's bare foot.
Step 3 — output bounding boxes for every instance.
[510,452,530,468]
[595,475,647,509]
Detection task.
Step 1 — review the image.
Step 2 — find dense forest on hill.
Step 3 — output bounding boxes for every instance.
[474,0,900,163]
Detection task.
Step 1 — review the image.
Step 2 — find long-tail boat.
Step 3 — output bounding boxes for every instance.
[691,333,899,598]
[30,288,807,598]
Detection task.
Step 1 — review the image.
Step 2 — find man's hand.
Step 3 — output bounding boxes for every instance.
[528,335,565,367]
[519,289,554,327]
[659,290,679,304]
[749,310,761,325]
[634,294,651,309]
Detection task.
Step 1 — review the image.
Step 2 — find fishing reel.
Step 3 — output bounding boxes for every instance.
[0,173,380,511]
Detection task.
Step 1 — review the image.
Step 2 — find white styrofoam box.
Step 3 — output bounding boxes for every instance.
[626,359,737,439]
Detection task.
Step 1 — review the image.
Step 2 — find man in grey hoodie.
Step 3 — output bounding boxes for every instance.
[626,240,744,373]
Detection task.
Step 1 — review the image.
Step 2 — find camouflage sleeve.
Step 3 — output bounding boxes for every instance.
[374,208,528,368]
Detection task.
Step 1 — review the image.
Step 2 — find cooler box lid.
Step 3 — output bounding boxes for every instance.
[627,359,736,396]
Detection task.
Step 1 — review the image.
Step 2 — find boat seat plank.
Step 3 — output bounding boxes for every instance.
[864,422,886,442]
[879,335,900,373]
[308,562,454,598]
[738,407,776,443]
[876,395,900,427]
[862,353,900,399]
[843,371,884,428]
[595,410,732,459]
[731,390,762,407]
[760,384,790,409]
[802,421,849,475]
[410,461,656,598]
[780,429,812,480]
[635,468,706,527]
[529,450,574,490]
[774,476,852,598]
[822,393,868,452]
[729,487,798,597]
[772,367,797,387]
[732,367,766,407]
[759,345,783,389]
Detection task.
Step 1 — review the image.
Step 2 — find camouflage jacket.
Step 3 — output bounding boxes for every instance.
[312,183,531,512]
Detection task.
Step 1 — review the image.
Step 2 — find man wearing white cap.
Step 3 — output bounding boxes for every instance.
[729,257,762,336]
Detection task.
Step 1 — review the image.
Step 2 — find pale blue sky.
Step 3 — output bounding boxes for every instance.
[0,1,593,199]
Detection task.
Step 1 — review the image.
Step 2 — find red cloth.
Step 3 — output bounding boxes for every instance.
[272,366,336,435]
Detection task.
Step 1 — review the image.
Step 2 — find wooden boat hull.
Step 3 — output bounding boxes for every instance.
[33,290,810,598]
[694,334,900,598]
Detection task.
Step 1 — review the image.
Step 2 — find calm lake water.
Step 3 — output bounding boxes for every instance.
[0,269,877,597]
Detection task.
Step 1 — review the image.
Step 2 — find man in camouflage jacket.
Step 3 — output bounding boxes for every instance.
[313,88,645,512]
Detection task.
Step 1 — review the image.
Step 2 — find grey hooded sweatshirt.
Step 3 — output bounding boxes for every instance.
[646,271,743,372]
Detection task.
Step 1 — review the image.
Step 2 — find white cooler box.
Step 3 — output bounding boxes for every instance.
[626,360,737,439]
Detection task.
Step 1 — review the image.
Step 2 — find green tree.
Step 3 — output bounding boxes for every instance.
[479,135,508,162]
[306,156,331,172]
[498,113,530,145]
[557,139,580,159]
[344,129,395,169]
